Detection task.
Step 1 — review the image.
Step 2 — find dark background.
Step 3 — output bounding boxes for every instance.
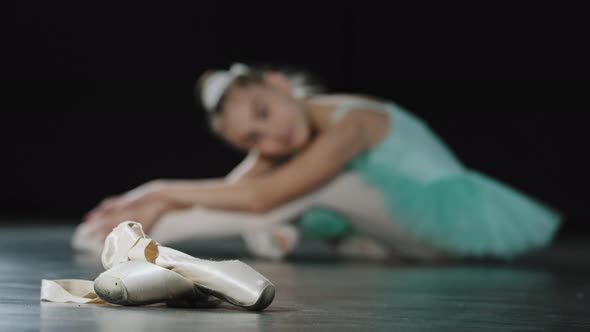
[1,2,588,234]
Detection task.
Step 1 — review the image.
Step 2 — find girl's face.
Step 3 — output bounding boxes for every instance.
[219,74,312,159]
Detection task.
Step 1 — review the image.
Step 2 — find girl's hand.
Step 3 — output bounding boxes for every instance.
[83,181,172,241]
[83,180,166,222]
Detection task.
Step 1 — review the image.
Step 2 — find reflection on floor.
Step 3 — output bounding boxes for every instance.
[0,222,588,332]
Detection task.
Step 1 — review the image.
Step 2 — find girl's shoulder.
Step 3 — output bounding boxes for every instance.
[304,93,389,132]
[306,93,387,108]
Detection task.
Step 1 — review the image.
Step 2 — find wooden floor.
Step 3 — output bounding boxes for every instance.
[1,222,589,332]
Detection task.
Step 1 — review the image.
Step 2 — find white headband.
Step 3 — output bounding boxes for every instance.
[201,63,250,113]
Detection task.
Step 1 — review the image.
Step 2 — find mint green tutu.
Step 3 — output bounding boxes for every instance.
[296,99,562,259]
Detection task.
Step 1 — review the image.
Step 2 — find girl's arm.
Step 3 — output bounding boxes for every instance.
[83,150,276,222]
[253,108,386,211]
[153,150,278,211]
[149,149,275,189]
[225,150,277,184]
[157,107,387,212]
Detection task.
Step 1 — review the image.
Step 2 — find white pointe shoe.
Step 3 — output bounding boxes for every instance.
[100,221,276,311]
[156,247,276,311]
[94,260,221,308]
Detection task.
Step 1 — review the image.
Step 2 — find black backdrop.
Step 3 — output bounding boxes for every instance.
[2,2,588,233]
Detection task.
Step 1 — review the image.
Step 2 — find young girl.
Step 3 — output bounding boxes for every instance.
[73,63,562,262]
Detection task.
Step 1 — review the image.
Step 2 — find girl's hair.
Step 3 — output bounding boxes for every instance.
[195,64,326,136]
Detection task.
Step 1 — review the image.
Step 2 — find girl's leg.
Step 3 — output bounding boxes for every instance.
[149,192,314,260]
[149,172,448,262]
[149,189,317,244]
[310,172,449,261]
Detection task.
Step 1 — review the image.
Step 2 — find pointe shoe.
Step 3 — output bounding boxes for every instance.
[157,247,276,311]
[101,221,276,311]
[94,260,222,308]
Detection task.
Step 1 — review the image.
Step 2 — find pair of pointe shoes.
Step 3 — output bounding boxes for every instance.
[89,221,275,311]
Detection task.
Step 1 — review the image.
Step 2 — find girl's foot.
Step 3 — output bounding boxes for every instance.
[242,224,300,261]
[333,235,392,262]
[71,220,106,254]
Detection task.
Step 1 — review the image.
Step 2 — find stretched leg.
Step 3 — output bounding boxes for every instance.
[149,188,316,244]
[149,172,449,262]
[149,191,315,260]
[311,173,450,261]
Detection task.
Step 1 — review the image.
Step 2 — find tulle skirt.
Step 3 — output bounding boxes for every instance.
[296,101,562,259]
